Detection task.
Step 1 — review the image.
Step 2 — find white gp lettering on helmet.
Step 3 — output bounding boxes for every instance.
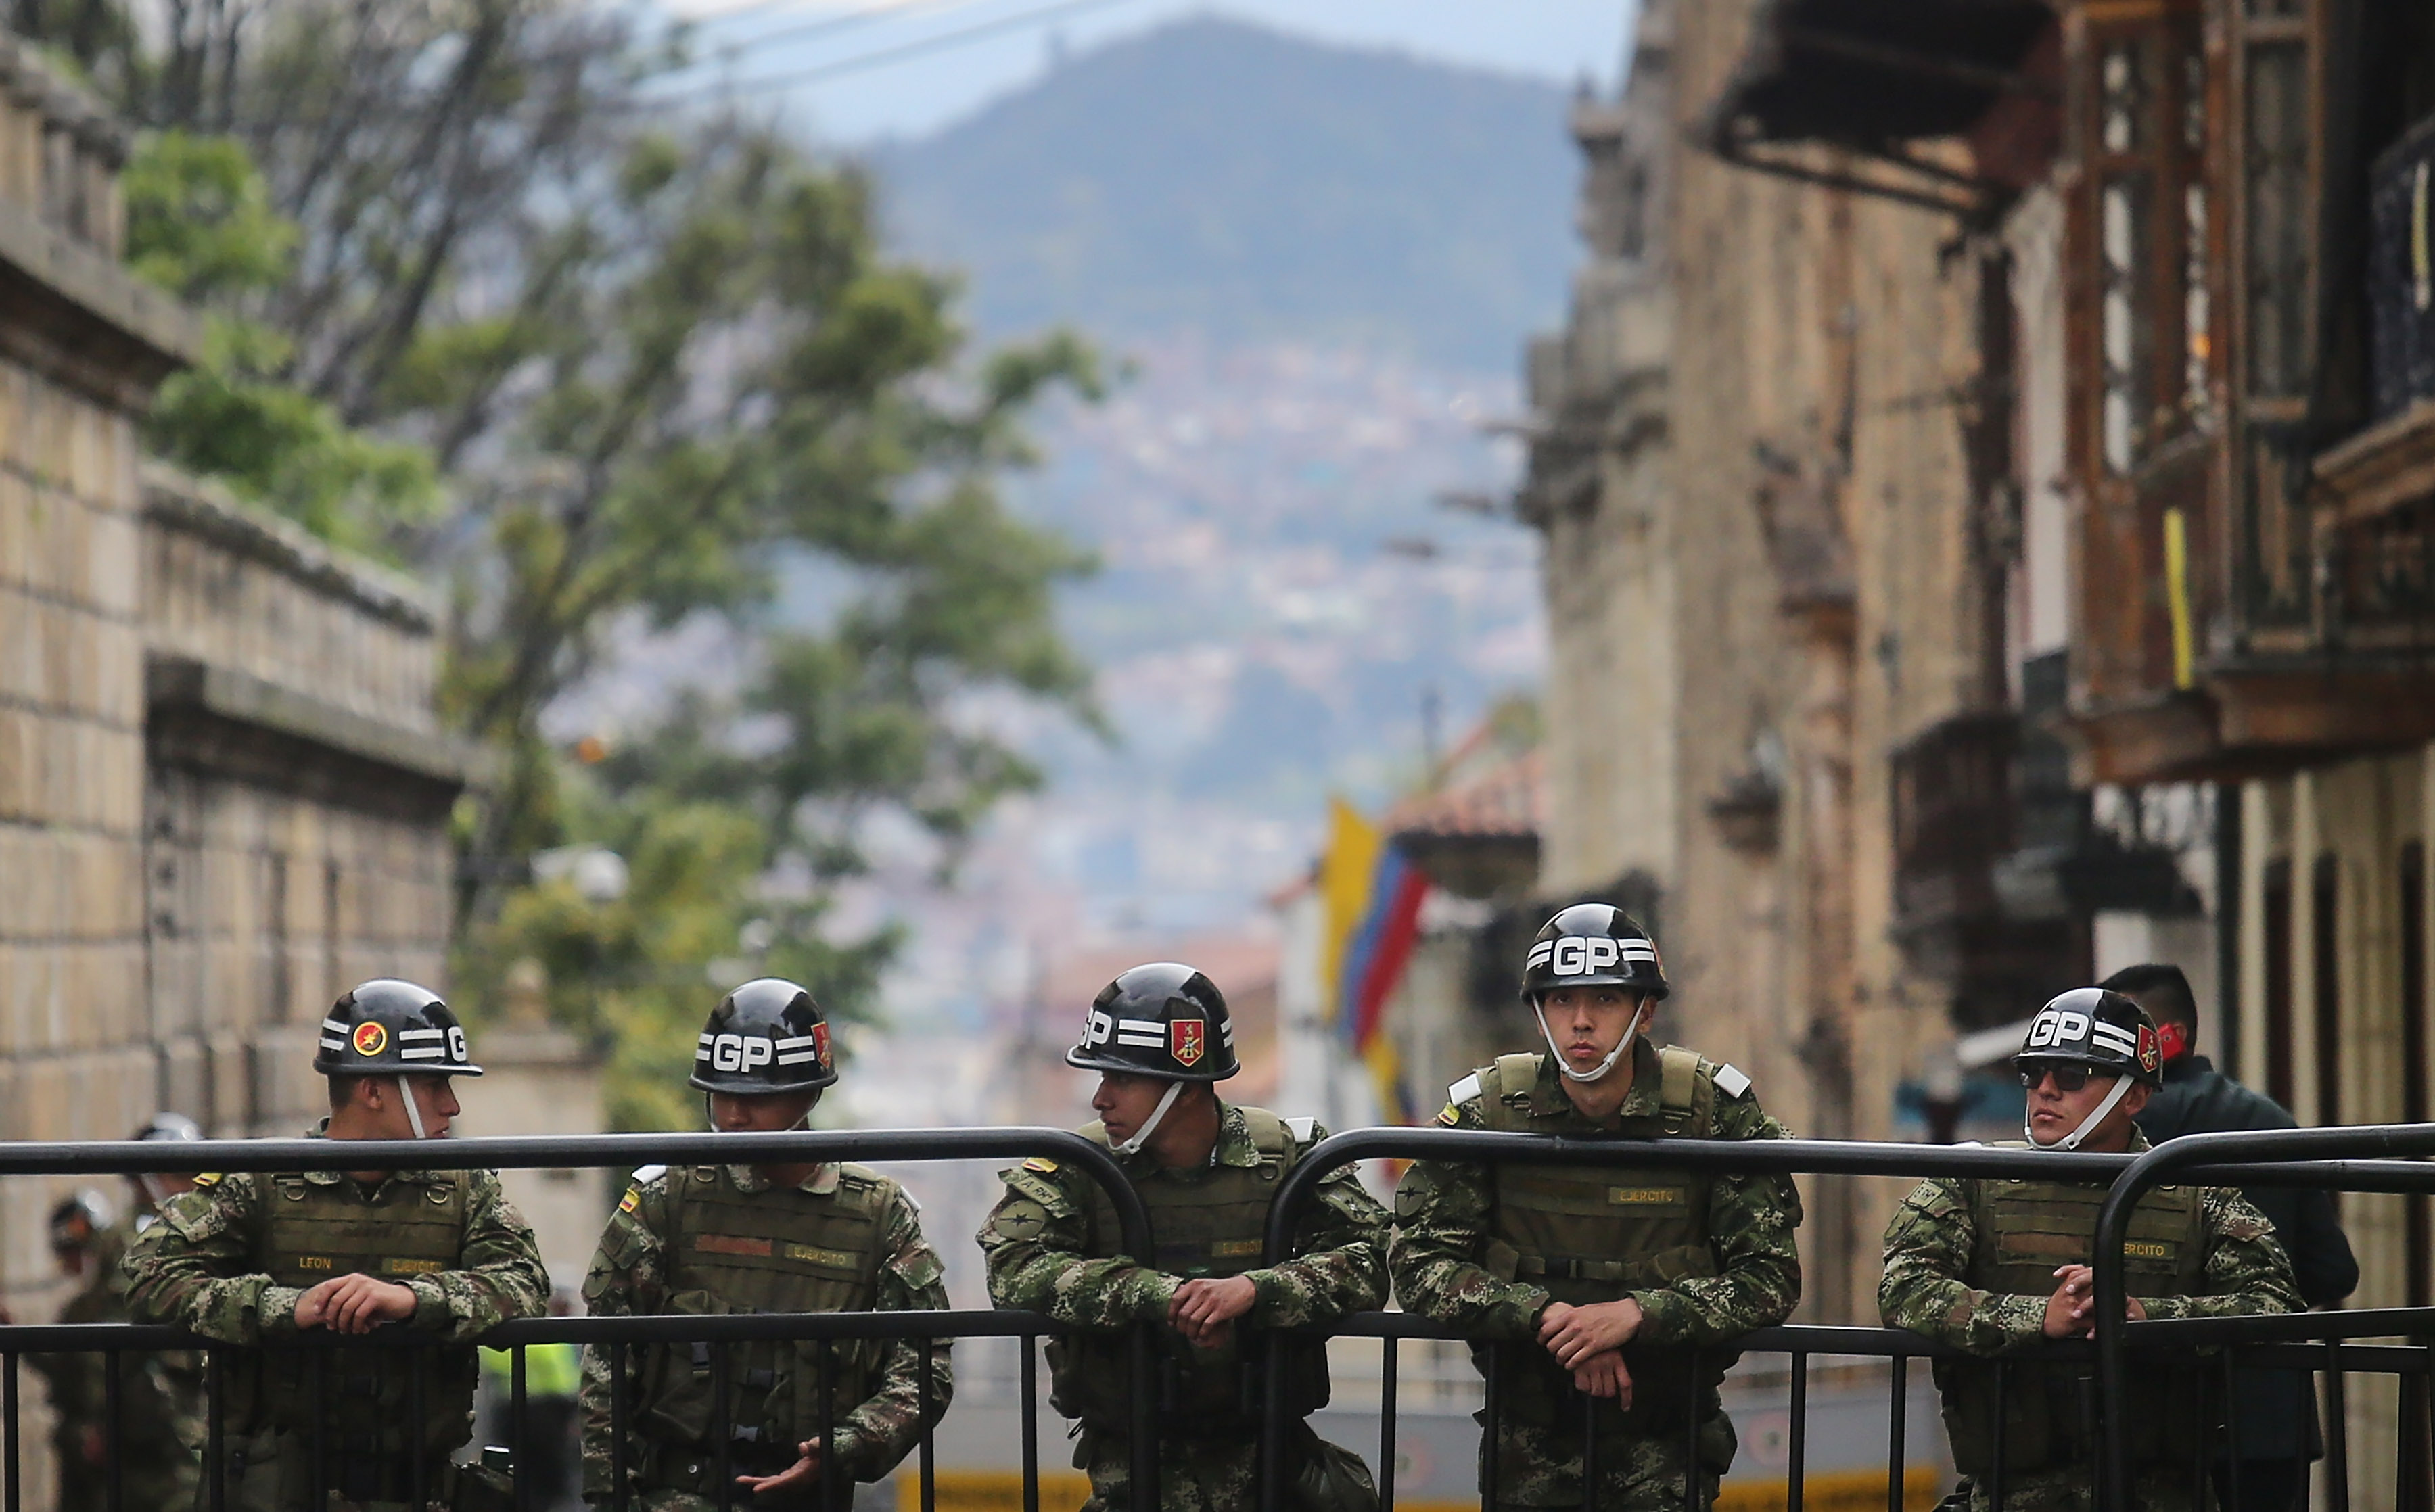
[447,1026,469,1062]
[710,1035,775,1073]
[2024,1007,2090,1050]
[1547,935,1626,976]
[1083,1008,1114,1047]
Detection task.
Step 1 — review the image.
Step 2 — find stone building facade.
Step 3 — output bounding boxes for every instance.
[1534,0,2435,1483]
[1523,0,2071,1321]
[0,42,476,1315]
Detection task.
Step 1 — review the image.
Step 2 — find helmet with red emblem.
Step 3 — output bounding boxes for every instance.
[1064,962,1239,1083]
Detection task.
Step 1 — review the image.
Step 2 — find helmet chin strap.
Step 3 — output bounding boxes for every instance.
[1535,999,1646,1083]
[2027,1072,2135,1151]
[1114,1081,1186,1155]
[397,1077,427,1141]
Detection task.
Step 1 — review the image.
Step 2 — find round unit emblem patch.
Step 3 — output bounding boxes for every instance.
[352,1021,388,1057]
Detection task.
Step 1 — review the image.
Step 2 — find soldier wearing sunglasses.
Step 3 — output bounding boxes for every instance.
[1879,989,2301,1511]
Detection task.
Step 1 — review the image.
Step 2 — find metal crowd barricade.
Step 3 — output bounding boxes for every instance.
[11,1125,2435,1512]
[0,1128,1161,1512]
[1257,1126,2435,1512]
[2094,1122,2435,1510]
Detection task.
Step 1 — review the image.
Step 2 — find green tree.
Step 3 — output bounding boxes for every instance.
[121,129,437,549]
[23,3,1106,1120]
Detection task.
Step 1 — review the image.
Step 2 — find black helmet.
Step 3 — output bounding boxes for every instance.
[315,980,483,1078]
[691,978,836,1094]
[1521,903,1670,1002]
[49,1189,113,1250]
[133,1112,202,1144]
[1065,962,1238,1082]
[2014,987,2164,1087]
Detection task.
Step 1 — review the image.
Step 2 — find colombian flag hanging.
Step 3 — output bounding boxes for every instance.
[1324,802,1430,1124]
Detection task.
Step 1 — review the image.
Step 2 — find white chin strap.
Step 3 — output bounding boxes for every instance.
[2027,1072,2136,1151]
[1535,1000,1644,1083]
[397,1077,427,1141]
[1114,1081,1186,1155]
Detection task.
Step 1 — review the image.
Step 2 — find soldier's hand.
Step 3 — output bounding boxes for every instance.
[2043,1265,2094,1338]
[1538,1298,1644,1369]
[735,1438,823,1498]
[1571,1348,1633,1407]
[1169,1275,1258,1348]
[296,1275,419,1334]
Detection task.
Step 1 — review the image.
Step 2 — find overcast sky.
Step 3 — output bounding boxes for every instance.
[659,0,1639,143]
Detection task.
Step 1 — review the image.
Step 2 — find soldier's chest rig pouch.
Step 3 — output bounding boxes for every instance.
[1938,1166,2209,1476]
[637,1166,891,1485]
[1051,1109,1330,1440]
[229,1173,475,1507]
[1481,1049,1729,1438]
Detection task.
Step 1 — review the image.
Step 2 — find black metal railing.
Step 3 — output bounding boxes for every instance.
[9,1125,2435,1512]
[1259,1125,2435,1512]
[0,1128,1155,1512]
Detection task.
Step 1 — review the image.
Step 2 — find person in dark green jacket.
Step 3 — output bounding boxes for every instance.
[2107,963,2358,1512]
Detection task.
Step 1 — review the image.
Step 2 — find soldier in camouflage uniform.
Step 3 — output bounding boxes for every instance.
[977,962,1388,1512]
[1880,988,2302,1512]
[31,1116,209,1510]
[1390,905,1802,1511]
[123,981,551,1512]
[578,978,951,1509]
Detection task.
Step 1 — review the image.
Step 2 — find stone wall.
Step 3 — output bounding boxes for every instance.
[0,30,482,1336]
[139,469,465,1138]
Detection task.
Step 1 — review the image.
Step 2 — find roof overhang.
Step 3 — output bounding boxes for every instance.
[1702,0,2060,219]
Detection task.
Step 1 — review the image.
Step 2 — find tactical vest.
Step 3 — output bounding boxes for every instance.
[1935,1152,2209,1476]
[1046,1106,1330,1438]
[634,1164,896,1485]
[237,1171,476,1470]
[1476,1049,1727,1436]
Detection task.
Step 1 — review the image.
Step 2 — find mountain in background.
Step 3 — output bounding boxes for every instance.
[875,17,1581,374]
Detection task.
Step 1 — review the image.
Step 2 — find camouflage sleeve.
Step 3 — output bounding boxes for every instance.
[1387,1102,1549,1342]
[2137,1187,2303,1322]
[403,1169,549,1340]
[831,1187,953,1481]
[1878,1177,2049,1354]
[977,1162,1176,1329]
[1243,1125,1388,1329]
[120,1175,306,1342]
[1627,1089,1803,1346]
[578,1174,670,1503]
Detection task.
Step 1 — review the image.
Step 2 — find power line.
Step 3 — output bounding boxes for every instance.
[652,0,1141,105]
[694,0,988,54]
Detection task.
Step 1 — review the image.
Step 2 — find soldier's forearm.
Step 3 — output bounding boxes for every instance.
[1392,1257,1547,1339]
[1243,1248,1387,1327]
[991,1251,1176,1327]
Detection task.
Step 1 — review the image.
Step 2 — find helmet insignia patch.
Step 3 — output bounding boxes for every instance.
[1171,1018,1206,1066]
[351,1022,388,1057]
[2137,1025,2160,1073]
[812,1022,831,1065]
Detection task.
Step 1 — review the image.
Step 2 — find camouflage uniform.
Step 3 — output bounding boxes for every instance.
[977,1103,1389,1512]
[30,1218,204,1510]
[577,1160,951,1510]
[120,1123,551,1511]
[1879,1134,2302,1512]
[1389,1041,1803,1511]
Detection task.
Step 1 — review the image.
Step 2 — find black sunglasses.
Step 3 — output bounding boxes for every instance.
[2018,1063,2095,1093]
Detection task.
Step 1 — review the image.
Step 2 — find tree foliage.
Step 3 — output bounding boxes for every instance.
[31,1,1104,1122]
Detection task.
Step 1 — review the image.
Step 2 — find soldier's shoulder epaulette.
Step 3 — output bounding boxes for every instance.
[1713,1062,1753,1099]
[1284,1115,1317,1143]
[630,1164,670,1185]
